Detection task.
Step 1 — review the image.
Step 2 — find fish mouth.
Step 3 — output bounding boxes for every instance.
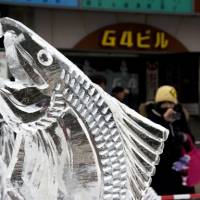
[0,18,48,91]
[0,20,49,113]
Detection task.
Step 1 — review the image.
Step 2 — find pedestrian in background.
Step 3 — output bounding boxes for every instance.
[111,86,129,102]
[139,85,195,195]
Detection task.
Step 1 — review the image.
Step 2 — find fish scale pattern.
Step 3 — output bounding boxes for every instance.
[53,68,128,200]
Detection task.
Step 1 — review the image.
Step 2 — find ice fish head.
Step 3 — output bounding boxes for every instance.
[0,17,76,95]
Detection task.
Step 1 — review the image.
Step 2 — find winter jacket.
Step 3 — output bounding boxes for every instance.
[139,102,195,195]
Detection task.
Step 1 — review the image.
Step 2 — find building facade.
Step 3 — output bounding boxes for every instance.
[1,2,200,115]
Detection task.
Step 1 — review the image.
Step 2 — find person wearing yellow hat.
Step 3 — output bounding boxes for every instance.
[139,85,195,196]
[155,85,178,104]
[154,85,179,123]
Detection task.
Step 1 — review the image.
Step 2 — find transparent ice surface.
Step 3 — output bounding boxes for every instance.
[0,17,168,200]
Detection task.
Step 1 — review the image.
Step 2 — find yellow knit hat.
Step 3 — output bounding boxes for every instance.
[155,85,178,104]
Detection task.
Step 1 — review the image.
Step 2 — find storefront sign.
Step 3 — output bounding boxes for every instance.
[0,0,195,14]
[81,0,193,14]
[0,0,78,7]
[75,23,187,52]
[101,30,168,50]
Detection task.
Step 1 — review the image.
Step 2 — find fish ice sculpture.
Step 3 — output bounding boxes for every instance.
[0,17,168,200]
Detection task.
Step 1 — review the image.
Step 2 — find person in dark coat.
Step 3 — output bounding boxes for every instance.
[139,85,195,195]
[111,86,128,102]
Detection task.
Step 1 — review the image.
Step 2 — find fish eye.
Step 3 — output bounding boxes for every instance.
[37,49,53,66]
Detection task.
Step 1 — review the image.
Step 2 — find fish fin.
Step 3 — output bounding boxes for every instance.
[101,91,168,199]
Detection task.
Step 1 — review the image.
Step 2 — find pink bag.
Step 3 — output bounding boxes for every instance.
[183,136,200,186]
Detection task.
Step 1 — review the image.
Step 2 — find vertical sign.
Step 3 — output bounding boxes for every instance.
[146,62,158,101]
